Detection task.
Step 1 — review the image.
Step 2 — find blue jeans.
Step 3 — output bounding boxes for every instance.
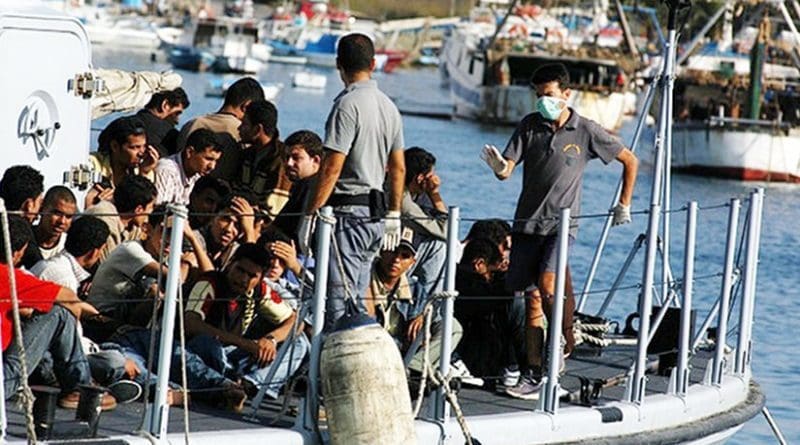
[325,205,383,331]
[407,238,447,299]
[3,305,90,398]
[88,347,128,386]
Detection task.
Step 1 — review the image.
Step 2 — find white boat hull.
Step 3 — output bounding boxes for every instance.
[672,124,800,182]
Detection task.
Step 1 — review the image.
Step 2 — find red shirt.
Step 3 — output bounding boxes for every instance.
[0,264,60,351]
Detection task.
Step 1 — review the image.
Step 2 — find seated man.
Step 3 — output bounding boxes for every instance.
[33,186,77,261]
[0,215,115,409]
[188,176,231,230]
[0,165,45,269]
[31,216,142,402]
[193,194,258,270]
[155,128,222,205]
[365,227,462,376]
[88,204,211,327]
[272,130,322,244]
[184,244,309,410]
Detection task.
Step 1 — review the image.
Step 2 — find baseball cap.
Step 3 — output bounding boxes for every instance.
[397,226,420,256]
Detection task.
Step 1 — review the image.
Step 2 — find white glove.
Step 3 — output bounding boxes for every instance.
[297,214,317,256]
[612,203,631,226]
[382,210,402,251]
[480,144,508,176]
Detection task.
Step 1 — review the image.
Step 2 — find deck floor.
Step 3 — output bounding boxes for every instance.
[4,344,717,440]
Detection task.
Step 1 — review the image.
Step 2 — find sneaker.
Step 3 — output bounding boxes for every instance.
[450,359,484,388]
[505,372,543,400]
[108,380,142,404]
[58,390,117,411]
[502,366,521,388]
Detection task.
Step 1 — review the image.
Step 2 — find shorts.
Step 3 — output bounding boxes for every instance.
[505,232,574,292]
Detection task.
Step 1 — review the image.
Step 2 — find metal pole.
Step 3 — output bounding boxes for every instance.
[305,206,333,431]
[674,202,696,397]
[544,208,569,414]
[711,199,740,384]
[735,191,760,375]
[596,234,645,316]
[661,82,674,309]
[434,206,459,424]
[762,406,789,445]
[778,1,800,52]
[146,204,187,438]
[676,3,729,65]
[578,80,657,312]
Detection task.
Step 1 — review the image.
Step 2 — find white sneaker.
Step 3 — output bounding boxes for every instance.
[450,359,484,387]
[502,366,520,387]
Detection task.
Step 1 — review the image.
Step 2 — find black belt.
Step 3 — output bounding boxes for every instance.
[327,193,370,207]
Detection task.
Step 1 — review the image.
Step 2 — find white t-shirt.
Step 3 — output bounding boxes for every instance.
[39,235,66,260]
[87,241,156,316]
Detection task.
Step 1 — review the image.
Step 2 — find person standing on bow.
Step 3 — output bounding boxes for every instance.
[299,33,406,331]
[482,63,638,399]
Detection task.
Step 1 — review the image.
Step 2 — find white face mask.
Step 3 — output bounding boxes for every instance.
[536,96,566,121]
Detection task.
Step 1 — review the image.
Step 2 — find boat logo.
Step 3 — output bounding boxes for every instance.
[17,91,60,160]
[562,144,581,156]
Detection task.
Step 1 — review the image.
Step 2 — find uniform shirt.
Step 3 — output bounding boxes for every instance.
[324,79,404,196]
[155,153,199,205]
[502,109,623,237]
[0,264,60,350]
[176,112,242,180]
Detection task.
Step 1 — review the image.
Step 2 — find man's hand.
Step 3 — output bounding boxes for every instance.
[297,214,316,256]
[231,197,257,242]
[423,172,441,196]
[407,315,425,343]
[270,240,302,276]
[139,145,161,174]
[124,358,141,379]
[480,144,508,176]
[382,210,401,251]
[247,337,277,368]
[85,183,114,209]
[612,203,631,226]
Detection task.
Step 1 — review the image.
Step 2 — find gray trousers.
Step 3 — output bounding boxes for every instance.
[324,205,383,331]
[407,318,463,373]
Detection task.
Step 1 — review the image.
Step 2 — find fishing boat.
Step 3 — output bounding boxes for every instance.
[166,17,269,74]
[670,1,800,183]
[205,77,283,101]
[439,0,638,129]
[0,2,785,444]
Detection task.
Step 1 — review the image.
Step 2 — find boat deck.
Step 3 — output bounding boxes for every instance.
[3,344,716,441]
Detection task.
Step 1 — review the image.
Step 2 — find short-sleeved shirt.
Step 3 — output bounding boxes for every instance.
[324,79,404,196]
[155,153,199,205]
[502,110,623,236]
[30,252,90,293]
[87,241,156,316]
[0,264,60,350]
[186,272,293,336]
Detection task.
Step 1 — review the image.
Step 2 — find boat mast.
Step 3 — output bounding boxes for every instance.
[748,17,769,120]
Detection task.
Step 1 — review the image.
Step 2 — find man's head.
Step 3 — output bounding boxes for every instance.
[189,176,231,228]
[99,116,148,168]
[404,147,437,193]
[0,215,34,266]
[114,175,157,227]
[256,228,293,281]
[336,33,375,77]
[530,63,571,121]
[64,216,109,269]
[38,186,77,241]
[223,77,266,119]
[0,165,44,222]
[183,129,222,177]
[238,99,278,145]
[461,237,503,281]
[465,219,511,272]
[142,204,170,258]
[145,88,190,125]
[209,195,241,249]
[284,130,323,181]
[226,243,270,295]
[378,227,418,280]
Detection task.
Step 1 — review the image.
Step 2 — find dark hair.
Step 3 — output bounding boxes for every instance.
[461,237,501,266]
[0,215,34,261]
[148,203,169,228]
[98,116,147,154]
[145,87,190,111]
[114,175,157,214]
[0,166,44,211]
[243,100,279,139]
[337,33,375,73]
[230,242,271,271]
[530,63,570,89]
[65,216,109,257]
[223,77,265,108]
[465,219,510,247]
[404,147,436,185]
[191,176,231,202]
[285,130,323,158]
[256,226,291,248]
[185,128,222,154]
[42,186,77,210]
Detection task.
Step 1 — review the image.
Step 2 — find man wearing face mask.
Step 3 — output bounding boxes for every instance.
[481,63,638,399]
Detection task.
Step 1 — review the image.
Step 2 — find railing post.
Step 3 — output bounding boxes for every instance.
[543,208,569,414]
[712,199,740,385]
[674,202,696,397]
[304,206,333,431]
[145,204,187,439]
[434,206,459,427]
[735,190,762,375]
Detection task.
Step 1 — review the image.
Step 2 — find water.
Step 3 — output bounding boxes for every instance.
[94,48,799,443]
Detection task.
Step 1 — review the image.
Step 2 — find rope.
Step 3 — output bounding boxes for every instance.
[411,305,433,418]
[427,364,474,445]
[0,204,37,444]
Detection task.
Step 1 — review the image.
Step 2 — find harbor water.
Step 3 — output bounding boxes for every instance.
[94,48,799,443]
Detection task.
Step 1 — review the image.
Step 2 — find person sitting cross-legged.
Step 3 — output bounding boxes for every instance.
[183,243,309,411]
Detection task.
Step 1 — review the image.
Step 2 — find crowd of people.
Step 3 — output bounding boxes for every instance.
[0,33,638,414]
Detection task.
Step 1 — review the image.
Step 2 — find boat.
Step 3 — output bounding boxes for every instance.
[292,71,327,89]
[0,2,781,444]
[670,2,800,183]
[167,17,269,73]
[440,0,639,129]
[205,76,283,101]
